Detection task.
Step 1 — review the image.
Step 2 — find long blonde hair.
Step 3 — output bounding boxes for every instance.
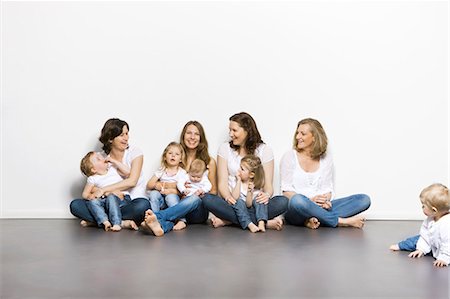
[241,155,265,190]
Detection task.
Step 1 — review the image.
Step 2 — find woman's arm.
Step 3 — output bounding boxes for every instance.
[147,175,160,190]
[217,155,235,203]
[107,157,130,178]
[207,158,218,195]
[101,155,143,194]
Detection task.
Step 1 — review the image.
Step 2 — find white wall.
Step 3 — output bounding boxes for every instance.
[1,1,448,219]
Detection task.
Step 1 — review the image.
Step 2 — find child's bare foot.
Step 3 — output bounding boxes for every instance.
[103,220,112,231]
[338,216,365,228]
[111,224,121,232]
[80,220,96,227]
[122,220,138,230]
[247,223,260,233]
[267,216,283,231]
[143,210,164,237]
[210,216,231,228]
[173,221,187,231]
[389,244,400,251]
[258,220,266,232]
[304,217,320,229]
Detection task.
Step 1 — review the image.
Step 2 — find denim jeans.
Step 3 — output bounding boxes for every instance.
[149,190,185,222]
[185,199,209,224]
[203,194,288,225]
[398,235,420,251]
[232,199,268,229]
[153,195,201,233]
[70,197,150,225]
[285,193,371,227]
[86,194,130,226]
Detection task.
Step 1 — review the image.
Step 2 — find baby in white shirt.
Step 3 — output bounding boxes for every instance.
[177,159,212,197]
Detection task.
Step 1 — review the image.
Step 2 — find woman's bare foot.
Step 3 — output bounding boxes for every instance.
[173,221,187,231]
[111,224,121,232]
[102,220,112,231]
[122,220,138,230]
[80,220,96,227]
[389,244,400,251]
[267,216,283,231]
[143,210,164,236]
[338,215,365,228]
[258,221,266,232]
[247,223,260,233]
[210,216,231,228]
[304,217,320,229]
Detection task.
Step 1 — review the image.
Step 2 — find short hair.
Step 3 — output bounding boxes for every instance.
[229,112,264,155]
[99,118,129,154]
[420,183,450,212]
[241,155,265,190]
[189,159,207,174]
[80,151,95,177]
[161,142,185,169]
[293,118,328,160]
[179,121,211,167]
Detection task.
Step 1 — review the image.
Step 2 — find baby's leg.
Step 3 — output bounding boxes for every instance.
[390,235,419,251]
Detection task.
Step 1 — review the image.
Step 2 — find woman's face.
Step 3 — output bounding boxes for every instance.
[296,124,315,151]
[111,125,129,151]
[183,124,201,150]
[229,121,248,147]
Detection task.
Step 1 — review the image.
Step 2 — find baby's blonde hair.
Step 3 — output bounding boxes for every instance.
[189,159,206,175]
[161,142,185,169]
[420,183,450,212]
[80,151,95,177]
[240,155,265,190]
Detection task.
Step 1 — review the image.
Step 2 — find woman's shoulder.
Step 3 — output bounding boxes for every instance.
[218,142,233,158]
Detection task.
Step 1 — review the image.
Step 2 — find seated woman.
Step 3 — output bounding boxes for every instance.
[70,118,150,229]
[203,112,288,230]
[280,118,371,229]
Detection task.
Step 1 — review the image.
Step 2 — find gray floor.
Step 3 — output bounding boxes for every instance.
[0,220,448,299]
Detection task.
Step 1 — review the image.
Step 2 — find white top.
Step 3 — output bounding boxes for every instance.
[238,183,261,202]
[177,171,212,196]
[280,149,334,200]
[87,166,129,196]
[105,145,147,199]
[416,214,450,265]
[154,167,187,183]
[218,142,274,189]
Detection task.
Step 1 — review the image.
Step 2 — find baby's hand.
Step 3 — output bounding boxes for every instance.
[408,250,424,258]
[195,189,205,196]
[433,260,448,267]
[248,182,255,192]
[183,189,190,196]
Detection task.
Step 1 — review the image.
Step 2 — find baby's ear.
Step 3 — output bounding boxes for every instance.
[431,206,438,213]
[91,167,97,175]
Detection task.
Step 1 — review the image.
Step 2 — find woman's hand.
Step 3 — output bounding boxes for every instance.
[255,192,270,205]
[225,195,237,205]
[92,188,104,199]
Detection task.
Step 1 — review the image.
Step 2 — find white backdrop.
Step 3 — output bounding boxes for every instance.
[1,1,448,219]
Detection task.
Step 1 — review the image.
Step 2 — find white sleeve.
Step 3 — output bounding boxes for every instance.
[217,143,230,159]
[416,219,432,254]
[280,151,295,193]
[436,222,450,265]
[154,168,164,179]
[177,173,188,193]
[128,146,143,162]
[201,174,212,193]
[87,176,96,186]
[260,144,274,164]
[321,153,335,200]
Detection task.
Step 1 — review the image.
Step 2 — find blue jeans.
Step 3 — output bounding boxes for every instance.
[153,195,201,233]
[149,190,185,222]
[398,235,420,251]
[86,194,130,226]
[70,197,150,225]
[232,199,268,229]
[185,198,209,224]
[285,193,371,227]
[203,194,288,225]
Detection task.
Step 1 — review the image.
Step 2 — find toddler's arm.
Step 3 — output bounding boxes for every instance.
[82,183,96,200]
[107,156,131,178]
[246,182,254,208]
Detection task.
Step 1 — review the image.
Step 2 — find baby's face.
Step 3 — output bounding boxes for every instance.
[90,152,108,174]
[189,172,203,183]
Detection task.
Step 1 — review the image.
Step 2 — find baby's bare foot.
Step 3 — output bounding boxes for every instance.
[304,217,320,229]
[173,221,187,231]
[122,220,138,230]
[389,244,400,251]
[111,224,121,232]
[248,223,260,233]
[144,210,164,237]
[267,216,283,231]
[80,220,95,227]
[258,221,266,232]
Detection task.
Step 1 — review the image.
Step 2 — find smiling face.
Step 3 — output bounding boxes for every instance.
[295,124,315,151]
[110,125,129,151]
[183,124,201,150]
[229,121,248,147]
[164,145,182,167]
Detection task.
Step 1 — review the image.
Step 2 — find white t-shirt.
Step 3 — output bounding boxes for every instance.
[280,149,334,200]
[177,171,212,196]
[153,167,187,183]
[218,142,274,190]
[416,214,450,265]
[87,166,129,196]
[105,145,147,199]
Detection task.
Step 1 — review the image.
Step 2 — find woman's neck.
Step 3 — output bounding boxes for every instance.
[109,147,124,161]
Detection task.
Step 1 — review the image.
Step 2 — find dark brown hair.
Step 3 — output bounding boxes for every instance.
[229,112,263,155]
[179,121,211,167]
[99,118,129,154]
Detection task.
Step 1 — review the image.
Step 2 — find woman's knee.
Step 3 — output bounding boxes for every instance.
[288,194,309,211]
[358,194,371,211]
